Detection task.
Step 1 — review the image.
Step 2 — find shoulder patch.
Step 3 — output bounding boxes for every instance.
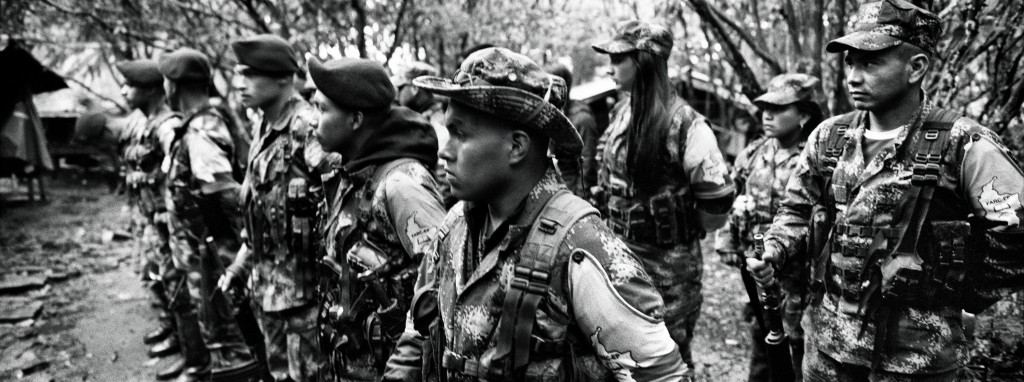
[978,176,1022,226]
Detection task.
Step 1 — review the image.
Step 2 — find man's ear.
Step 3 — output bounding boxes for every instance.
[908,53,930,84]
[351,110,365,131]
[508,129,531,165]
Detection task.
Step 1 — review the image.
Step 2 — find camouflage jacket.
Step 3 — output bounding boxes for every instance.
[123,105,180,218]
[239,95,330,312]
[765,100,1024,374]
[596,95,734,247]
[318,157,446,380]
[716,138,805,279]
[163,106,244,267]
[385,167,686,381]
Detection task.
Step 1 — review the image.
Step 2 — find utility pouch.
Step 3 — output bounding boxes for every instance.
[925,220,969,309]
[883,267,923,305]
[287,178,315,298]
[607,196,647,241]
[649,190,680,246]
[674,190,703,242]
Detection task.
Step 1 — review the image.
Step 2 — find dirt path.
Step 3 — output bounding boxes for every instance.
[69,266,173,382]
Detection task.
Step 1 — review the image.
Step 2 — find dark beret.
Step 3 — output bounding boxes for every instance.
[308,58,395,111]
[231,34,298,75]
[159,48,211,83]
[116,59,163,87]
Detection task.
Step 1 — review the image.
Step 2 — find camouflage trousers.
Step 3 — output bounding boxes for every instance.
[255,303,322,381]
[802,316,958,382]
[166,217,253,365]
[626,241,702,368]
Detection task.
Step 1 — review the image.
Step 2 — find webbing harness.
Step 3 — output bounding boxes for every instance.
[814,108,962,370]
[441,190,598,379]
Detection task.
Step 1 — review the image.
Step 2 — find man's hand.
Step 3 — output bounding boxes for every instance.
[745,242,781,285]
[217,266,241,293]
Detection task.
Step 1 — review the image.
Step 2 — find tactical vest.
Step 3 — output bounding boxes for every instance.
[439,190,601,380]
[318,158,423,377]
[605,100,704,247]
[813,108,969,315]
[126,111,180,217]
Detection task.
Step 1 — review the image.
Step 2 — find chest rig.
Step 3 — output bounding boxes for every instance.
[813,108,967,315]
[127,111,180,217]
[605,101,704,247]
[318,159,421,377]
[440,190,600,380]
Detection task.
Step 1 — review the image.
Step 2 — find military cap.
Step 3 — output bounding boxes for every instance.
[592,20,674,57]
[826,0,941,54]
[392,62,439,88]
[754,73,824,107]
[231,34,299,75]
[308,57,395,110]
[413,47,582,157]
[158,48,212,83]
[116,59,163,88]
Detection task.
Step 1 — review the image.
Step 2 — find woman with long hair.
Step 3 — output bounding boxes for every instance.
[716,73,826,381]
[592,21,736,380]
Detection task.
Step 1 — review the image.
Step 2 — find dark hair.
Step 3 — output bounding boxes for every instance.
[794,100,824,142]
[625,51,672,195]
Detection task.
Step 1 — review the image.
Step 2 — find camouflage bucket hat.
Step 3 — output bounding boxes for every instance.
[826,0,941,54]
[754,73,824,107]
[592,20,674,57]
[413,47,582,157]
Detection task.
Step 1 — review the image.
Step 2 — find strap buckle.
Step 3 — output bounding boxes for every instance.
[911,163,941,185]
[924,129,940,140]
[442,352,485,377]
[512,266,550,295]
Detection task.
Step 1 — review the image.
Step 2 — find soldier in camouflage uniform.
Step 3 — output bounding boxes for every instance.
[716,74,826,381]
[591,21,736,378]
[159,48,259,382]
[307,57,446,381]
[217,34,330,382]
[116,59,187,379]
[748,1,1024,380]
[383,47,687,381]
[546,63,600,200]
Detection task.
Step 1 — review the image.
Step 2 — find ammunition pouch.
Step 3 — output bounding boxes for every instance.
[286,178,316,299]
[607,186,702,246]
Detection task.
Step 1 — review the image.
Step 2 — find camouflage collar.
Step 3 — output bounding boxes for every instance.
[462,165,568,252]
[266,94,308,132]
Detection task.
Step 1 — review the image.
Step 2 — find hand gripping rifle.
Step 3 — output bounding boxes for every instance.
[751,234,795,382]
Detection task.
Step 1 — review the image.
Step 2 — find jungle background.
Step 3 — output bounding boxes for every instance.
[0,0,1022,380]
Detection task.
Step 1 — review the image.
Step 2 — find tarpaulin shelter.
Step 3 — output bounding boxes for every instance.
[1,41,68,201]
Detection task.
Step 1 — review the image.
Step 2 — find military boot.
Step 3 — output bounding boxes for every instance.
[149,335,181,358]
[175,309,212,382]
[156,358,185,381]
[145,310,176,345]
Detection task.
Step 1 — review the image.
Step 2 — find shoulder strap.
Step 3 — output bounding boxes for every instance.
[821,112,858,179]
[859,108,961,366]
[489,190,598,377]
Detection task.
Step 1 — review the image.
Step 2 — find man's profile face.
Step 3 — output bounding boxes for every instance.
[844,47,914,111]
[237,70,286,109]
[121,85,148,109]
[312,91,357,155]
[440,102,513,202]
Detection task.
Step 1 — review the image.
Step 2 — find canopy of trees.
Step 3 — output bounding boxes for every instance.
[2,0,1021,160]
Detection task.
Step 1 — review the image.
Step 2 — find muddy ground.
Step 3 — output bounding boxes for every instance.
[1,174,1020,381]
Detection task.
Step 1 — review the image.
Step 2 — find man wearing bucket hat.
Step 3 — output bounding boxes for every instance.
[116,58,187,379]
[591,21,735,380]
[306,56,446,381]
[383,47,686,381]
[716,73,827,381]
[159,47,260,381]
[216,34,334,382]
[746,1,1024,380]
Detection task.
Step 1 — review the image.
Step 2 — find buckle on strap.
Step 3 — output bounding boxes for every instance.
[911,163,941,185]
[442,352,486,377]
[511,266,550,295]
